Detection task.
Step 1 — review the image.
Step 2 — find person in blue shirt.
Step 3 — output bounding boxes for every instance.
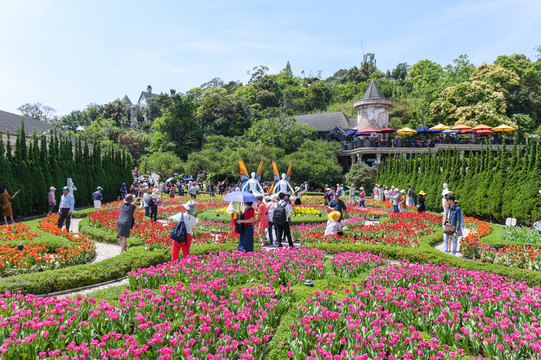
[326,193,348,221]
[92,186,104,210]
[443,194,465,256]
[57,186,75,232]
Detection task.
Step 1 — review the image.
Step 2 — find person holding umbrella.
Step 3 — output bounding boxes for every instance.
[223,191,258,252]
[417,191,427,213]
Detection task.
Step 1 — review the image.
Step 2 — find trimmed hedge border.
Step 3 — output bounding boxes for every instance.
[304,229,541,286]
[0,243,239,295]
[71,208,96,218]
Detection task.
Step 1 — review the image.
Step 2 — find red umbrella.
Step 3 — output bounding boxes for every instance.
[460,129,474,133]
[377,127,397,133]
[475,129,494,135]
[358,127,379,133]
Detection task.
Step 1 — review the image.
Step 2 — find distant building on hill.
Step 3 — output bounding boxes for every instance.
[120,85,159,124]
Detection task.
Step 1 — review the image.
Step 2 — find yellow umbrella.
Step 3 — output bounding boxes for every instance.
[430,123,450,131]
[396,127,417,135]
[472,124,492,131]
[492,124,517,132]
[451,124,472,131]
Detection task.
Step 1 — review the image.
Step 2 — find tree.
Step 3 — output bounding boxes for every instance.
[151,91,202,159]
[346,163,378,192]
[58,110,90,131]
[430,81,511,127]
[17,102,56,122]
[284,140,343,189]
[390,63,410,81]
[245,113,316,154]
[139,151,183,181]
[118,130,151,160]
[247,65,269,84]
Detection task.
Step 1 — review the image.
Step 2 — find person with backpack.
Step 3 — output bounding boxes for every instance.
[149,188,161,221]
[168,200,197,261]
[274,192,294,248]
[236,201,255,252]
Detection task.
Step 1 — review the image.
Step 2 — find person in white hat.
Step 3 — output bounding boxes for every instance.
[48,187,56,215]
[168,200,197,261]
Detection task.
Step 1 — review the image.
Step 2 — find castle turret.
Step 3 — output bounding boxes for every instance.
[354,81,392,131]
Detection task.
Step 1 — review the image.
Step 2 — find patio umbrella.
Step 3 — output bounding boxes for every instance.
[441,129,459,134]
[460,129,474,134]
[492,124,517,132]
[475,129,494,135]
[377,127,397,133]
[358,127,379,133]
[472,124,492,131]
[430,123,450,131]
[451,124,472,131]
[165,177,174,183]
[342,129,357,137]
[396,127,417,135]
[415,126,436,133]
[354,132,374,136]
[223,191,258,203]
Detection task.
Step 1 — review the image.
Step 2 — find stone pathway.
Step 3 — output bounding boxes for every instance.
[433,227,471,259]
[67,218,122,263]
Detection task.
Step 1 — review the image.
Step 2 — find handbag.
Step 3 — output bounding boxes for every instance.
[443,223,456,235]
[234,213,245,235]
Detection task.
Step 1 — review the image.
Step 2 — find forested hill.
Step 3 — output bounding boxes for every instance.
[28,50,541,185]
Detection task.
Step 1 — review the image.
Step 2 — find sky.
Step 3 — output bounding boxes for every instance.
[1,0,540,116]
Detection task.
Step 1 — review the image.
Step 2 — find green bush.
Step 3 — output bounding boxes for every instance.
[71,207,96,218]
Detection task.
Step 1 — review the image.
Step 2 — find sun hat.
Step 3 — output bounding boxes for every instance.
[270,194,279,202]
[97,186,103,190]
[334,192,341,197]
[50,186,56,190]
[328,211,341,222]
[124,194,135,203]
[123,183,126,185]
[419,191,427,196]
[61,186,69,190]
[183,200,196,213]
[400,189,405,194]
[360,187,364,190]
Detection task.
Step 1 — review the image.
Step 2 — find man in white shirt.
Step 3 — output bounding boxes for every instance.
[57,186,75,232]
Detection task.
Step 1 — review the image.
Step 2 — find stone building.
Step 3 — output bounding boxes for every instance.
[354,80,392,131]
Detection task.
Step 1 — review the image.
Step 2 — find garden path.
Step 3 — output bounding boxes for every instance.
[68,218,122,263]
[433,227,471,259]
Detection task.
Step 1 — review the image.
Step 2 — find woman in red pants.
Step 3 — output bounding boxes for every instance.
[168,200,197,262]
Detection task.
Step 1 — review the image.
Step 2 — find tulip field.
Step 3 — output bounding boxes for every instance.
[0,195,540,359]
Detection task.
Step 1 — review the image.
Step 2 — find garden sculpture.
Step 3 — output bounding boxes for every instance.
[239,159,264,196]
[270,161,295,194]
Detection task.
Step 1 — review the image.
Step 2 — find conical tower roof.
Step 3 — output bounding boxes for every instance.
[121,95,133,105]
[361,80,386,101]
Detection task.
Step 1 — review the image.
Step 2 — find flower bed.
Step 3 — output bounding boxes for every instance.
[281,260,541,359]
[1,247,540,359]
[299,212,440,248]
[0,217,95,277]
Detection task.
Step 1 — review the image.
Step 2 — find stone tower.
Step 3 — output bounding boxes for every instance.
[354,80,392,131]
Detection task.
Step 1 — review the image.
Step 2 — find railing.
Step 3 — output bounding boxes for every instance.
[341,136,514,150]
